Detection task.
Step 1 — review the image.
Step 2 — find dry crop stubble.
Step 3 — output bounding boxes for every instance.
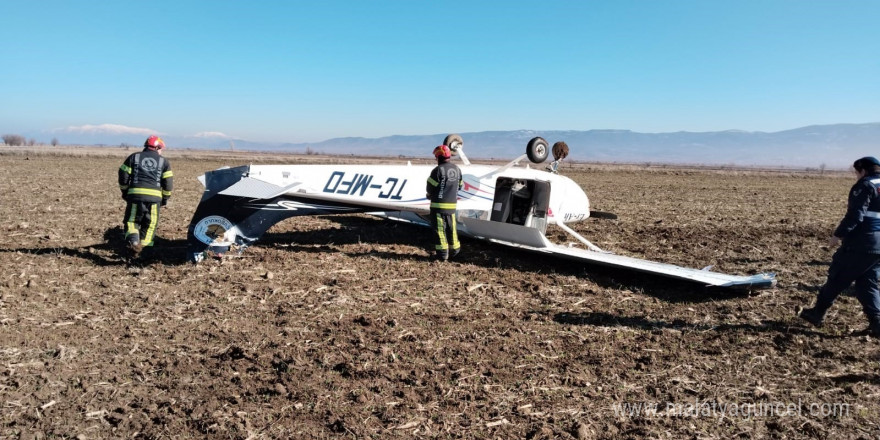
[0,150,877,439]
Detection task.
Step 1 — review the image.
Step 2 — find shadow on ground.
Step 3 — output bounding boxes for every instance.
[0,216,778,301]
[259,215,768,302]
[0,226,189,267]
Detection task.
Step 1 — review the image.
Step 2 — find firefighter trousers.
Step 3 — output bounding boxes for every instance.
[430,211,460,260]
[123,201,161,247]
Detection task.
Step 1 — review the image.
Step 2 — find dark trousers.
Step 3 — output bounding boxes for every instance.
[123,201,160,247]
[430,211,460,259]
[815,248,880,326]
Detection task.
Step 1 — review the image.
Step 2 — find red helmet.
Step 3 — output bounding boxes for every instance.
[144,135,166,150]
[433,145,451,159]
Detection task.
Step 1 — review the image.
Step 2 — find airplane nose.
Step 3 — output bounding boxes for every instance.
[555,177,590,222]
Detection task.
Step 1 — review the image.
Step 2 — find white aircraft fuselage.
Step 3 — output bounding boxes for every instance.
[242,163,590,223]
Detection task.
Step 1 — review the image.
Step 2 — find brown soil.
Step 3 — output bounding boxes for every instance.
[1,149,878,439]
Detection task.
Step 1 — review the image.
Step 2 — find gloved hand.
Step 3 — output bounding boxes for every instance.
[120,190,128,201]
[161,198,168,207]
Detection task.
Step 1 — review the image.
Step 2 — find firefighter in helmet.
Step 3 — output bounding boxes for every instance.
[426,145,462,260]
[118,135,173,258]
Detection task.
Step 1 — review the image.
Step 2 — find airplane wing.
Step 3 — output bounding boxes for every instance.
[457,218,776,289]
[370,213,775,289]
[515,240,775,289]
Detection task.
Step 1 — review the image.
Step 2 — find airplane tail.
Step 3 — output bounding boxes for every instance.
[186,165,367,262]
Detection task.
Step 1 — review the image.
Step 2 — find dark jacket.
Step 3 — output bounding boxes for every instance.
[118,149,173,203]
[426,161,462,213]
[835,173,880,253]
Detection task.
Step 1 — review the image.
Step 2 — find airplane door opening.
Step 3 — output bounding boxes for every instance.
[490,178,550,233]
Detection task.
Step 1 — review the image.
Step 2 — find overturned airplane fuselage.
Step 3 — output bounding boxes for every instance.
[186,159,775,290]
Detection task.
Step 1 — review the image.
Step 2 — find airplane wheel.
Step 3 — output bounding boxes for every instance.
[552,141,569,161]
[526,137,549,163]
[443,134,463,151]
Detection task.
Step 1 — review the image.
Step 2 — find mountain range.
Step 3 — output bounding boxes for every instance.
[16,123,880,168]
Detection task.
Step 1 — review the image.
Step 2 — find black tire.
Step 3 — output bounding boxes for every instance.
[526,137,549,163]
[443,134,463,151]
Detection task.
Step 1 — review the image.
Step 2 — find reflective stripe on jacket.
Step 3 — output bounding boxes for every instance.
[426,161,462,213]
[118,149,173,203]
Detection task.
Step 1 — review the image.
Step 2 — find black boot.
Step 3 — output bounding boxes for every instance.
[798,307,826,328]
[126,237,143,259]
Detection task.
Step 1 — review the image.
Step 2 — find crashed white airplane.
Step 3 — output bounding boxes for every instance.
[186,135,776,289]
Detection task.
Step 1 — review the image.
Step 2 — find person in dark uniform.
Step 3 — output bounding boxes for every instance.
[118,135,173,258]
[799,156,880,337]
[426,145,462,261]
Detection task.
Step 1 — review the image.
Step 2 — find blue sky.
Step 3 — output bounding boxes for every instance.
[1,0,878,143]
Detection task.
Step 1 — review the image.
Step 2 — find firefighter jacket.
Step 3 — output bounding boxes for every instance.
[835,172,880,254]
[118,149,173,204]
[426,161,462,213]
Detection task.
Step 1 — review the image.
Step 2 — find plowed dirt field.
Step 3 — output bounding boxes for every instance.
[1,148,878,439]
